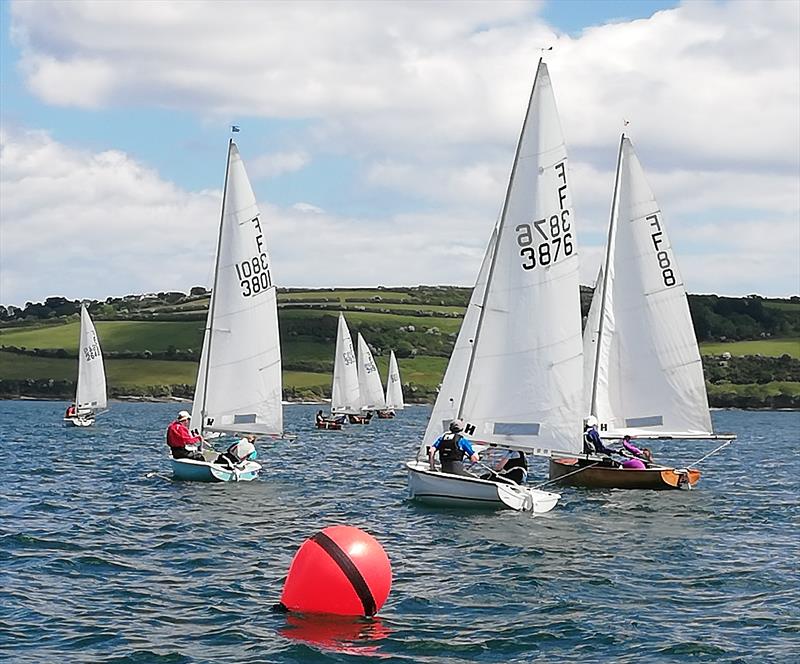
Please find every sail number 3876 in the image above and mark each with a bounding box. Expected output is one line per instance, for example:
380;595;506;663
235;253;272;297
516;211;573;271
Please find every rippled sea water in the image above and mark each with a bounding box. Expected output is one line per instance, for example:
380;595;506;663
1;402;798;663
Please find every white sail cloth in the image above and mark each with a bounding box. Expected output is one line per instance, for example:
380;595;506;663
384;350;404;411
357;333;386;411
191;141;283;436
583;136;713;438
457;61;584;455
331;313;361;415
75;303;107;413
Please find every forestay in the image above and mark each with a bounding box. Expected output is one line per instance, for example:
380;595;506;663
191;141;283;437
331;313;361;415
75;303;107;413
584;135;713;438
458;60;584;455
421;229;496;450
384;350;404;411
357;333;386;411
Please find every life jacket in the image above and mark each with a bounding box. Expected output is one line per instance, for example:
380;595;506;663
438;432;465;463
583;430;599;454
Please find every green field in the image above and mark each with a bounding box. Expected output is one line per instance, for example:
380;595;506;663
700;338;800;358
0;321;205;353
706;381;800;398
279;309;463;334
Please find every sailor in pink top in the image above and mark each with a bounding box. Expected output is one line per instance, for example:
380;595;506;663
621;435;652;470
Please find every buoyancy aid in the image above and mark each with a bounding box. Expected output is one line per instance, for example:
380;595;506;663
438;432;465;462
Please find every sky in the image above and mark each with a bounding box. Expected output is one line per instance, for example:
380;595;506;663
0;0;798;307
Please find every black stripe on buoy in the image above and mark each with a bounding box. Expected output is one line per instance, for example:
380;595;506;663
311;531;377;616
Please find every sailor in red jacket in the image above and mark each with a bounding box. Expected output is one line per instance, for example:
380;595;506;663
166;410;204;460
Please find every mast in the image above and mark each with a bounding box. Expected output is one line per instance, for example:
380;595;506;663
589;133;625;418
458;59;543;418
199;138;234;437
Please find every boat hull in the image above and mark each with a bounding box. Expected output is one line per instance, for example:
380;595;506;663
548;457;700;490
315;420;343;430
406;461;559;513
377;411;395;419
63;416;94;428
171;458;261;482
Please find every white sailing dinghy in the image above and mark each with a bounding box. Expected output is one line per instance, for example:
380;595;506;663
356;332;386;416
64;303;107;427
378;350;404;418
319;313;360;429
406;60;583;513
173;139;283;482
550;134;735;489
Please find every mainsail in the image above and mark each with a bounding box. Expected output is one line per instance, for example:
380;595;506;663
191;140;283;437
457;60;584;455
330;313;361;415
384;350;405;411
75;303;107;413
584;134;713;438
357;333;386;411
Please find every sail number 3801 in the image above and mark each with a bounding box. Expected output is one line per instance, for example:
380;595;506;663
235;253;272;297
516;211;573;271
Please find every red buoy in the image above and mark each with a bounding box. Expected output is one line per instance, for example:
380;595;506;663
280;525;392;616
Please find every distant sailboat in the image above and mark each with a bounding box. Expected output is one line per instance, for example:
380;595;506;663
173;139;283;482
378;350;404;418
317;313;359;429
549;134;735;489
406;60;582;512
63;303;107;427
356;332;386;414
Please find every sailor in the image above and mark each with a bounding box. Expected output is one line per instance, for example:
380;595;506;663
620;435;653;468
583;416;616;456
429;419;480;476
216;435;258;468
166;410;204;460
65;403;77;418
483;448;528;485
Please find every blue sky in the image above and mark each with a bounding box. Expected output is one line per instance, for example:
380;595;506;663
1;0;797;305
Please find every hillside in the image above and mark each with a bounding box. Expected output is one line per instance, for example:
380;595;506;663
1;287;799;408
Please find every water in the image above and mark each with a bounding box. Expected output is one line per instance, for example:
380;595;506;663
1;403;798;663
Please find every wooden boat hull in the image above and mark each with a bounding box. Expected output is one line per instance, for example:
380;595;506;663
377;411;395;419
406;461;559;513
315;420;343;430
347;415;370;425
171;458;261;482
548;457;701;490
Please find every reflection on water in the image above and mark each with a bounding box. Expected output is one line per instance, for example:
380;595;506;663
279;613;391;656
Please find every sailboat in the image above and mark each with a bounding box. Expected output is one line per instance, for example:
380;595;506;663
378;350;404;418
63;303;107;427
172;139;283;482
356;332;385;418
549;134;735;489
318;313;360;429
406;60;583;513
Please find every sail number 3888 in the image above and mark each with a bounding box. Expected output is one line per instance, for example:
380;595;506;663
516;211;573;271
235;253;272;297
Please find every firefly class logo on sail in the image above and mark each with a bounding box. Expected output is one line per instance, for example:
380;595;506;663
646;213;677;288
515;161;574;271
235;215;273;297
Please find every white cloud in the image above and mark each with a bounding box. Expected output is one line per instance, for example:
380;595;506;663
3;0;799;299
248;150;310;180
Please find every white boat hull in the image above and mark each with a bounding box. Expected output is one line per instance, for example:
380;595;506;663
63;416;95;428
171;458;261;482
406;461;559;513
